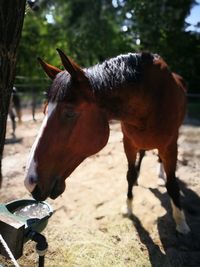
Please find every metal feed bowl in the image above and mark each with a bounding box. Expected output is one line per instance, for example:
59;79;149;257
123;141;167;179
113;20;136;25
0;199;53;259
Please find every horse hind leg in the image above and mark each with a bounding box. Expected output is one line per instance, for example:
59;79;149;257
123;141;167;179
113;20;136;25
13;93;22;124
159;142;190;234
15;107;22;124
125;162;138;216
9;109;16;137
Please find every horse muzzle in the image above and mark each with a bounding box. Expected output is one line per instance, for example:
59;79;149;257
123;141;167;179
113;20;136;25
31;179;66;201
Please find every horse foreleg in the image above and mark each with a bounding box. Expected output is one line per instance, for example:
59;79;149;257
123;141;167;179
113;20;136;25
15;107;22;124
157;155;166;186
125;163;138;216
159;143;190;234
122;135;140;216
9;109;16;137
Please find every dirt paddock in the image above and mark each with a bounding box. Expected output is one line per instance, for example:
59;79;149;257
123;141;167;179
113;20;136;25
1;110;200;266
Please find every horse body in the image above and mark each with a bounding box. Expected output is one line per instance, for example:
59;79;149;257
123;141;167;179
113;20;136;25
25;50;190;234
9;87;22;137
121;74;186;150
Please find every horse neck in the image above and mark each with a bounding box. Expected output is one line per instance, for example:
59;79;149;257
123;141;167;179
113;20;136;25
94;85;140;121
95;85;158;135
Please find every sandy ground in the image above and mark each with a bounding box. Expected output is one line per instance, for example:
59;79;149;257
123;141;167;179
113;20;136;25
1;110;200;266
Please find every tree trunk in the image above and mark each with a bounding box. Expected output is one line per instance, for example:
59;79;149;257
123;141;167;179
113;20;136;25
0;0;26;187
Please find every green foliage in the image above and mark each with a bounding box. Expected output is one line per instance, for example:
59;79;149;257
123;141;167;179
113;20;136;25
121;0;200;93
49;0;136;66
16;0;200;94
123;0;194;49
17;8;63;77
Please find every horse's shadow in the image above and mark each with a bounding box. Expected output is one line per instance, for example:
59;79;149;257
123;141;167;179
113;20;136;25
129;179;200;267
129;213;167;267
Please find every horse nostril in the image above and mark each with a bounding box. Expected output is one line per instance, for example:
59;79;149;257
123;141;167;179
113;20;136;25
30;175;38;185
24;174;38;193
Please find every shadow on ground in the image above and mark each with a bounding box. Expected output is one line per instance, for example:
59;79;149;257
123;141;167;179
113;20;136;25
129;179;200;267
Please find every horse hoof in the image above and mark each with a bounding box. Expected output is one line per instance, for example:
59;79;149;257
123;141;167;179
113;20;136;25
121;205;133;218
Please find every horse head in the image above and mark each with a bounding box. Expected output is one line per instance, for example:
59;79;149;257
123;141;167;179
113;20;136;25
24;50;110;201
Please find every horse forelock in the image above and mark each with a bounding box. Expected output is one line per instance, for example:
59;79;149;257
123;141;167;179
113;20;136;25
47;71;74;102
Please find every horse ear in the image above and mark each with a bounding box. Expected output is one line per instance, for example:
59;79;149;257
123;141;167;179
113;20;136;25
56;48;85;81
37;57;61;80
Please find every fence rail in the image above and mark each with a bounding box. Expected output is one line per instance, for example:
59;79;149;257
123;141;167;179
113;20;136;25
187;94;200;98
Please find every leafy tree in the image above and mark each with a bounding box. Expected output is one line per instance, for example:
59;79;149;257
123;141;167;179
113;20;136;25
19;0;136;70
16;6;65;92
16;0;200;93
122;0;194;50
46;0;134;66
121;0;200;92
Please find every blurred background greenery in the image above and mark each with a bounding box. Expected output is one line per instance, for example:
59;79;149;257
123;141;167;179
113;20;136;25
15;0;200;119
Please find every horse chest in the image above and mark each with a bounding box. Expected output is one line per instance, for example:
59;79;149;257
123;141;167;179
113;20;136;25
121;122;168;150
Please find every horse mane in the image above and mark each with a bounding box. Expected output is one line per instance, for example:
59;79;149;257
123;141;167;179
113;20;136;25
86;52;155;93
47;52;156;102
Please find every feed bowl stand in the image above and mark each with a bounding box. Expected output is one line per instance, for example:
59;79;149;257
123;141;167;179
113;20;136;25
0;199;53;267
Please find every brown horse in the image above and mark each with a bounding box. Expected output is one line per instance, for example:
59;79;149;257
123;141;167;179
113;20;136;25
9;87;22;137
24;49;190;235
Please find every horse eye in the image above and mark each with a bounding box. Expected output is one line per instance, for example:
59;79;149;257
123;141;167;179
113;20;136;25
64;110;77;119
